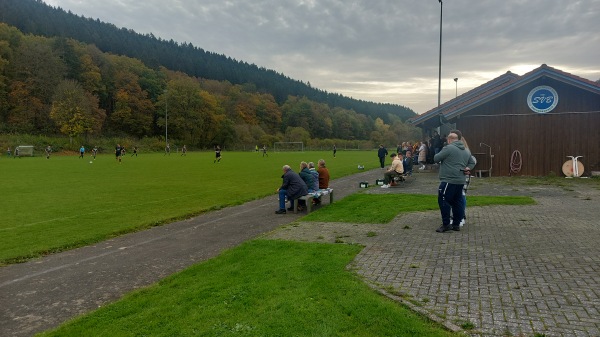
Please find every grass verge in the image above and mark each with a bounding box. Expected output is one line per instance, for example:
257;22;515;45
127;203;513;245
38;240;458;337
302;193;536;224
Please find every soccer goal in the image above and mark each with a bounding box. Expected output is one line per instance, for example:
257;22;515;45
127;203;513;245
273;142;304;152
15;145;35;157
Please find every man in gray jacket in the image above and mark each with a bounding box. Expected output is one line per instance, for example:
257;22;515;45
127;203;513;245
433;131;476;232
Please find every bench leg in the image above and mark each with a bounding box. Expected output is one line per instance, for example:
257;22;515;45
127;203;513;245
294;200;299;214
329;191;334;204
306;200;312;213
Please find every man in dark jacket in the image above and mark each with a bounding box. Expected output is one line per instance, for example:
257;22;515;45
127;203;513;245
276;165;308;214
377;144;388;168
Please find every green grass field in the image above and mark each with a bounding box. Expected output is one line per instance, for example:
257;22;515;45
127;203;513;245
0;150;378;264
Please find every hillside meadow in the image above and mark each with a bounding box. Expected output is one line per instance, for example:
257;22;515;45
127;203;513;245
0;150;378;265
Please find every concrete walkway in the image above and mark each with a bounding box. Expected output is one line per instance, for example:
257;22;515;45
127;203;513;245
267;172;600;337
2;169;599;336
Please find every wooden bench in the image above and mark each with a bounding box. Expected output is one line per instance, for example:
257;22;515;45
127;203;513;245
294;188;334;213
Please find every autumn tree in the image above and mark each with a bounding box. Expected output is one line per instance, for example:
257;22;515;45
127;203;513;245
157;75;229;147
50;80;106;142
6;81;46;133
109;70;154;137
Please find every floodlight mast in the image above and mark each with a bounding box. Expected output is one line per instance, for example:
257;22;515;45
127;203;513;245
165;90;168;147
438;0;443;107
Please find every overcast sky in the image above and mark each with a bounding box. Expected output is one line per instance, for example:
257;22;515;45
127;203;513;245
44;0;600;114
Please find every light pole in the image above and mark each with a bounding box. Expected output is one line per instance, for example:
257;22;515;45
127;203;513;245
454;77;458;98
164;90;168;148
437;0;443;107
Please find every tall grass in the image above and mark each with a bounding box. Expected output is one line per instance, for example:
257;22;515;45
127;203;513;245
0;150;378;264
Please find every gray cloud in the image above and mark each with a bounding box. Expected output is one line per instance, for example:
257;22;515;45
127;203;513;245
45;0;600;113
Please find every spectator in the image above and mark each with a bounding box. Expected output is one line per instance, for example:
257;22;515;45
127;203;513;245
317;159;330;189
434;131;476;232
432;131;443;155
418;141;428;170
403;150;414;175
377;144;388;168
275;165;308;214
307;162;320;192
308;161;321;205
381;153;404;188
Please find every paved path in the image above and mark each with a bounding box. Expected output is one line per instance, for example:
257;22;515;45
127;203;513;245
0;169;383;337
268;172;600;337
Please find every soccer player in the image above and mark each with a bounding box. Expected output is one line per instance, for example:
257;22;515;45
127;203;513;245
92;146;98;159
79;145;85;158
214;145;221;163
115;144;122;163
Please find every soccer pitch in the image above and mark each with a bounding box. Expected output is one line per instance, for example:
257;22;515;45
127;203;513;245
0;150;377;264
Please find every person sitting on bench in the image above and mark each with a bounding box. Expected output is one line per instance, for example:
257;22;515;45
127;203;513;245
381;153;404;188
403;150;414;176
275;165;308;214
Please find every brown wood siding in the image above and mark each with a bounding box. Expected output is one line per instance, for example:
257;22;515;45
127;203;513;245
457;112;600;176
453;78;600;121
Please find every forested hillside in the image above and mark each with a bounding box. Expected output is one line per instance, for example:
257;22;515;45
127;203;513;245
0;0;421;149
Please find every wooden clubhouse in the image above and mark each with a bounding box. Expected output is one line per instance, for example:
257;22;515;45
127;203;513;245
409;64;600;177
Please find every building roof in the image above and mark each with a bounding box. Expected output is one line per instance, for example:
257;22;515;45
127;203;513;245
409;64;600;127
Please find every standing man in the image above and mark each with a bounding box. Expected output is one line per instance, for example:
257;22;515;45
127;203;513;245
181;145;187;156
92;146;98;159
275;165;308;214
262;145;268;157
432;131;443;155
164;143;170;156
377;144;388;169
79;145;85;159
434;131;476;233
333;144;337;158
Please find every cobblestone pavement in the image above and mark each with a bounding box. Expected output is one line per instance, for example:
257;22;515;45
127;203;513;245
266;172;600;337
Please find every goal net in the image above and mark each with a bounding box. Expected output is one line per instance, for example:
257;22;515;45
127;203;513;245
15;145;34;157
273;142;304;152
